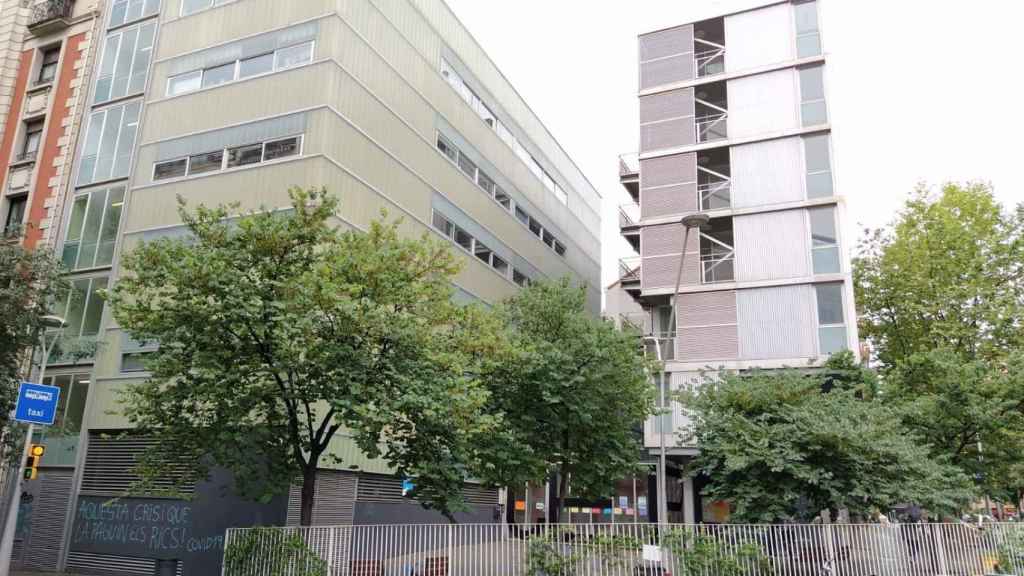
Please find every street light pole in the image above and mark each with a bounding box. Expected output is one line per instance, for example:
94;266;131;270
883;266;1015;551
0;315;65;576
652;213;709;525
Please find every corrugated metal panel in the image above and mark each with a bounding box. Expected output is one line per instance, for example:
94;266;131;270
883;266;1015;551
641;183;697;219
641;224;699;258
641;118;695;152
66;551;182;576
80;434;196;497
677;290;736;327
726;69;799;139
355;473;496;506
676;291;738;361
678;324;739;362
639;89;694;124
20;470;73;571
639;25;693;61
640;54;695;91
641;254;699;290
724;3;795;72
737;284;817;360
730;136;805;208
286;470;358;526
733;210;810;282
640;153;696;188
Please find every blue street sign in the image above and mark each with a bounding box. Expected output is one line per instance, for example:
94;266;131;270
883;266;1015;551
14;382;61;426
402;478;414;497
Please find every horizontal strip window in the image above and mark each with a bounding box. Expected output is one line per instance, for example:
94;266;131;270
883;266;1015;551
152;135;302;181
181;0;235;17
431;210;530;287
440;58;568;207
166;41;313;97
436;134;566;258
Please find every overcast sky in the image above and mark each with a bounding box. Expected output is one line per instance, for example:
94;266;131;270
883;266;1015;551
444;0;1024;291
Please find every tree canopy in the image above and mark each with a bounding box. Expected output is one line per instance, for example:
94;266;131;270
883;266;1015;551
681;352;973;523
475;279;657;522
109;188;500;524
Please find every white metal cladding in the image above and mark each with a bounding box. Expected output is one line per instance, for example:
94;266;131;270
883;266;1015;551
676;291;739;361
733;209;811;282
640;153;696;189
724;2;796;73
640;254;699;291
221;522;1024;576
726;68;800;139
642;183;697;219
641;224;698;258
19;469;73;571
730;136;805;208
286;470;358;526
738;284;818;360
639;25;694;91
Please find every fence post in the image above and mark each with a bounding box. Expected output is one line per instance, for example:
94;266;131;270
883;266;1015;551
447;523;454;576
932;524;949;576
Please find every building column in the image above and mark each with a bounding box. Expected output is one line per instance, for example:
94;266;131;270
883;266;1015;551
682;475;696;524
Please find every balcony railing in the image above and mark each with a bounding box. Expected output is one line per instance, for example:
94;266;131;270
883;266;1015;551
644;331;675;361
695;47;725;78
619;257;641;283
618;153;639;177
13;150;38;163
618;202;640;228
695;113;728;143
698;180;731;210
701;253;735;283
28;0;73;30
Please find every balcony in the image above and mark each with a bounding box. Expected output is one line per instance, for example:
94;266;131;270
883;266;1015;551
694;82;728;144
619;256;641;300
12;150;38;165
618;152;639;201
694;17;726;78
697;147;731;210
699;218;735;284
618;202;640;252
28;0;73;36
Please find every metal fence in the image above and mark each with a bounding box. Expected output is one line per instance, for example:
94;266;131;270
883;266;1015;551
222;522;1024;576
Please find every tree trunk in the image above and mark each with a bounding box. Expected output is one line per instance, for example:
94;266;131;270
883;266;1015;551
300;465;317;527
547;468;571;525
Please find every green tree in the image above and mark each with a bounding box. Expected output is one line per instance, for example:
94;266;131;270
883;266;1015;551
854;182;1024;366
0;238;67;457
681;352;972;523
475;279;657;523
108;187;500;524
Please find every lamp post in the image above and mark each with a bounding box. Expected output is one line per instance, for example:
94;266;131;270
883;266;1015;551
645;213;709;525
0;315;65;576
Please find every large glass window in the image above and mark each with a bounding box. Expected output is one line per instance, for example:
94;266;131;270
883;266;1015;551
40;373;89;432
78;100;141;186
53;276;109;360
62;186;124;270
799;65;827;126
21;121;43;159
94;21;155;104
201;61;235;88
794;1;822;58
238;53;274;79
153;135;302;181
809;206;839;274
109;0;159;28
167;70;201;96
274;42;313;70
263;136;300;161
815;283;847;354
803;134;833;198
226;143;263;168
181;0;232;16
187;150;223;175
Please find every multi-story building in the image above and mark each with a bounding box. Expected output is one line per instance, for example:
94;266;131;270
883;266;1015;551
615;0;859;524
2;0;601;573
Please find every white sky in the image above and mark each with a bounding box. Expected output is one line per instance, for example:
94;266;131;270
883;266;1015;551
444;0;1024;290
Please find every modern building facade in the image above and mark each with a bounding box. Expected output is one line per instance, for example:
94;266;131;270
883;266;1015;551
615;0;859;524
1;0;602;573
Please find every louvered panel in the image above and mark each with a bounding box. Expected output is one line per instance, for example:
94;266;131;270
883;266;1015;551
733;209;810;282
639;89;695;124
724;3;795;73
641;183;697;219
287;470;358;526
356;473;404;503
676;291;739;362
66;551;182;576
641;55;693;92
21;469;73;571
726;68;800;139
640;255;700;291
737;284;817;360
641;224;698;258
677;291;737;327
640;153;696;189
639;25;693;61
81;434;195;497
641;118;695;152
730;137;805;208
461;484;499;507
677;324;739;362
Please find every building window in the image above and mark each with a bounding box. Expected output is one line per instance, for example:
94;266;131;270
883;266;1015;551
78;100;141;186
62;186;125;270
56;276;109;341
799;65;827;126
436;135;457;162
121;351;154;372
440;58;569;207
512;268;530;287
431;209;524;283
152;135;302;181
815;283;847;354
165;41;313;97
794;1;822;58
39;373;89;431
3;195;27;237
181;0;232;16
809;206;839;274
109;0;160;28
20;120;43;161
94;21;156;104
37;47;60;84
803;134;833;198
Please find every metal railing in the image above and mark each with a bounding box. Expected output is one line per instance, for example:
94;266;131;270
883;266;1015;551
222;522;1024;576
618;203;640;228
701;253;735;283
618;257;640;283
695;48;726;78
695;113;728;143
698;180;731;211
618;153;639;178
12;150;37;163
29;0;73;27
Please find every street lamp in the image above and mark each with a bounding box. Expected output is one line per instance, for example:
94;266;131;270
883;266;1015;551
645;212;709;525
0;315;65;576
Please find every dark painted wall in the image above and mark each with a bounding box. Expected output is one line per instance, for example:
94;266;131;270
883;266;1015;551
69;468;286;576
353;501;499;525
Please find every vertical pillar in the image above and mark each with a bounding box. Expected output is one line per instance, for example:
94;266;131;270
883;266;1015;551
682;476;695;524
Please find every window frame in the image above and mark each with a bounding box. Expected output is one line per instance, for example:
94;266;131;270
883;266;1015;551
808;206;840;274
37;47;61;84
151;135;303;183
798;65;828;126
814;282;847;354
61;185;125;271
793;1;823;59
803;134;834;199
21;121;44;157
94;20;156;104
164;41;314;97
3;195;28;236
430;209;519;282
180;0;234;17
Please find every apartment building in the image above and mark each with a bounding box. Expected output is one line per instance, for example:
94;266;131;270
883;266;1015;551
615;0;859;524
3;0;601;573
